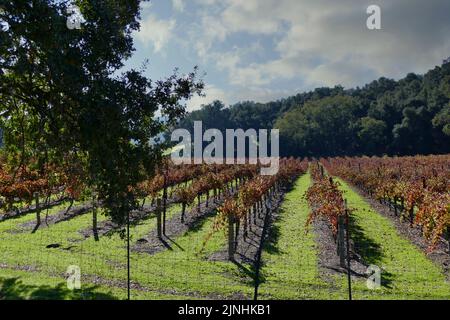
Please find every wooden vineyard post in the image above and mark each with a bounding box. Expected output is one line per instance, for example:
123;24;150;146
235;219;240;250
338;215;345;267
127;205;131;300
344;199;352;301
228;214;235;261
162;172;167;236
92;192;99;242
394;196;397;216
447;227;450;255
35;192;41;226
156;198;162;240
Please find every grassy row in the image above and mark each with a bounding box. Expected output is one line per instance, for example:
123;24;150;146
335;178;450;299
0;190;255;299
258;173;346;299
258;173;449;299
1;172;448;299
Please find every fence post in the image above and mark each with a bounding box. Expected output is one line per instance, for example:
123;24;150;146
344;199;352;301
127;206;130;300
92;192;99;241
156;198;162;240
338;215;345;267
163;176;167;236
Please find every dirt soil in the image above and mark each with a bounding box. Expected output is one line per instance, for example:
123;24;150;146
0;197;68;222
78;197;179;240
208;192;285;266
313;217;369;280
133;192;234;255
11;203;93;233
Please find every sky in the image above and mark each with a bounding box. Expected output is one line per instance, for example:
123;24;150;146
124;0;450;111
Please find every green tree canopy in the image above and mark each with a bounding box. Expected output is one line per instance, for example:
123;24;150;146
0;0;203;224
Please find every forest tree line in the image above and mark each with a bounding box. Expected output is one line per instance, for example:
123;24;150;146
175;62;450;157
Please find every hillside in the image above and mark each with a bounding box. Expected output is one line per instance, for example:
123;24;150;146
176;62;450;157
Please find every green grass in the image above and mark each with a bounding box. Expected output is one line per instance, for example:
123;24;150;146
0;174;448;300
257;173;449;300
335;178;450;299
258;173;347;299
0;194;254;299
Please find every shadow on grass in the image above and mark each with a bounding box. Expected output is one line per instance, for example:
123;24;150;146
261;218;283;256
0;277;118;300
349;215;382;265
231;260;259;287
165;236;185;251
252;183;297;295
349;214;394;289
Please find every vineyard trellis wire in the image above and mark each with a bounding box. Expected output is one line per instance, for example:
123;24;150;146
0;156;449;300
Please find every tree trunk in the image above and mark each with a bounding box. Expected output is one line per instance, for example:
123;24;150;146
44;194;51;226
65;198;74;215
32;193;41;233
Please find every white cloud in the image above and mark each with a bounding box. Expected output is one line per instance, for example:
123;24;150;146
193;15;228;59
135;15;176;53
221;0;283;35
172;0;185;12
188;0;450;97
136;0;450;105
186;85;228;111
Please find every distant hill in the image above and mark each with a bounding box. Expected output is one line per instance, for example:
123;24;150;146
175;61;450;157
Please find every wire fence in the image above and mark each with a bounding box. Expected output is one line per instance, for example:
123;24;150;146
0;190;449;300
